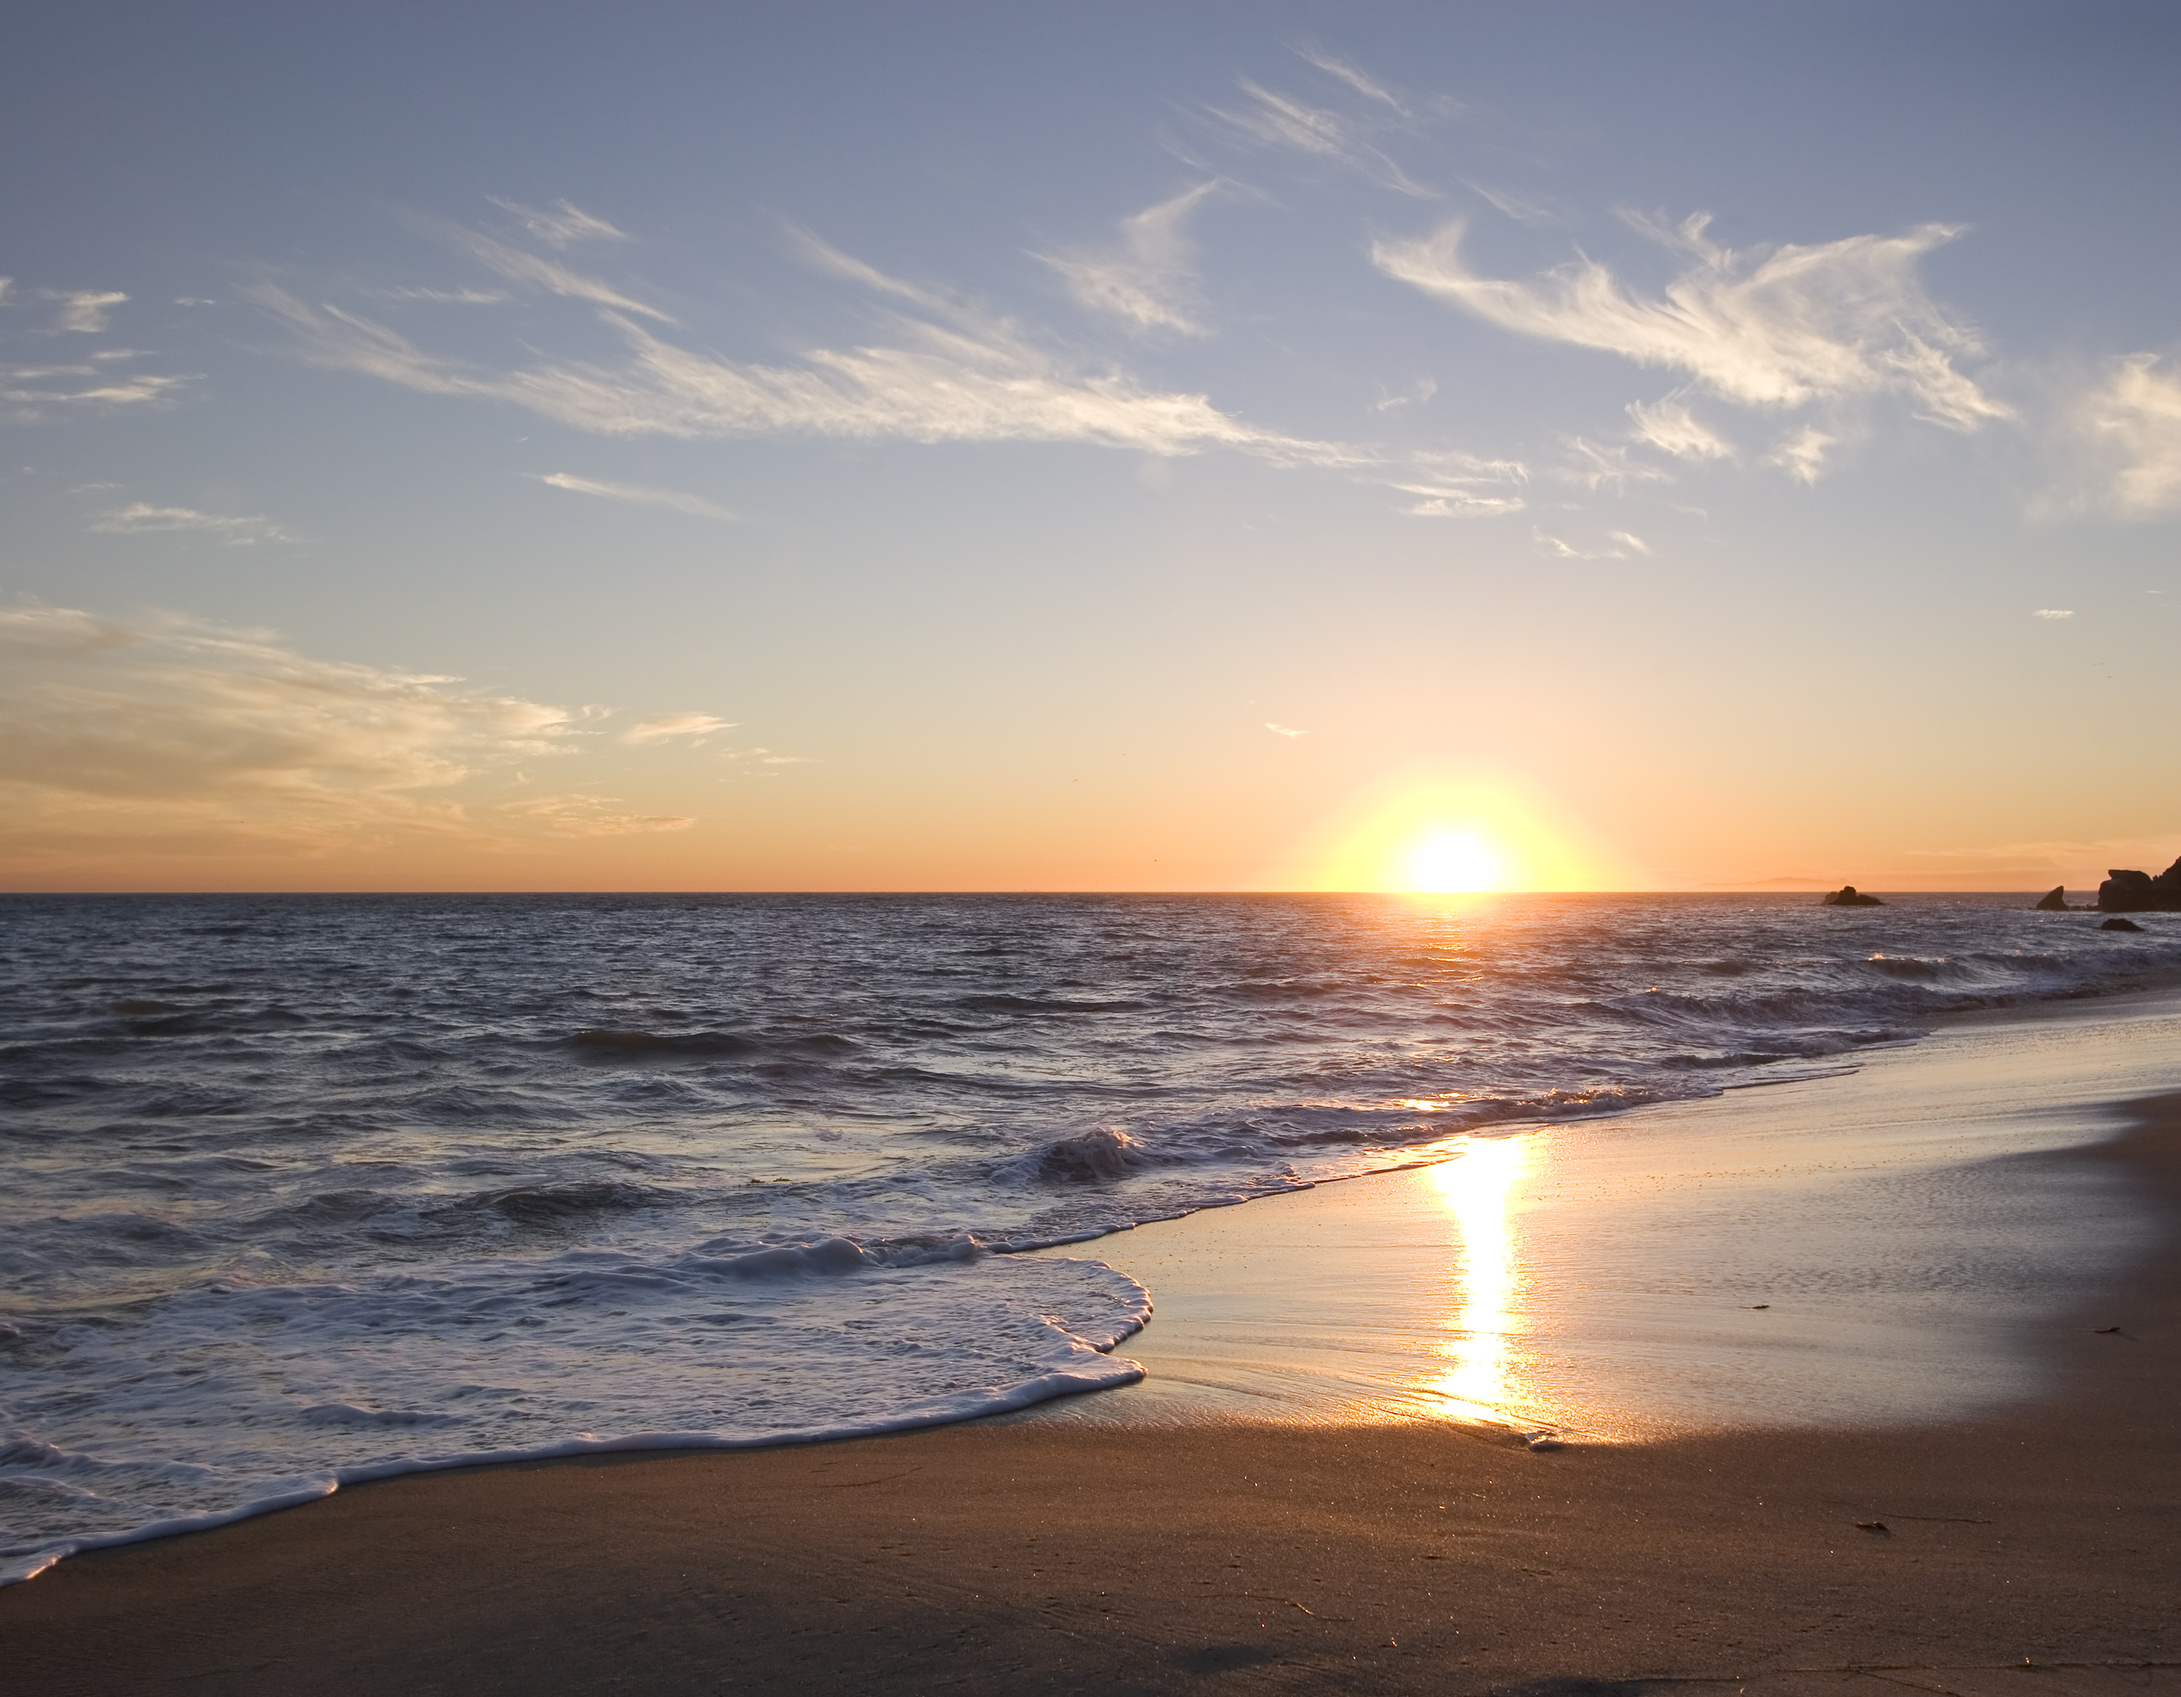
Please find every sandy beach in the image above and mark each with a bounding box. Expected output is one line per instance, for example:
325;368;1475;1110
8;992;2180;1696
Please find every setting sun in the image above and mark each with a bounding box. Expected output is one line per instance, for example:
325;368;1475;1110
1404;828;1505;892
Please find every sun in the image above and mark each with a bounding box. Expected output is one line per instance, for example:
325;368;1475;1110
1404;829;1505;893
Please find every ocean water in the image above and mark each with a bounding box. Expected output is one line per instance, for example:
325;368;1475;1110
4;891;2178;1581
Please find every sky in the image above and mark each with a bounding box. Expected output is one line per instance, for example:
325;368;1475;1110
4;0;2178;893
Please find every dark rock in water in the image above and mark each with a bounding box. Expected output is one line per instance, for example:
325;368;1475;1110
2034;886;2069;912
2102;917;2145;933
1821;886;1885;907
2099;856;2181;913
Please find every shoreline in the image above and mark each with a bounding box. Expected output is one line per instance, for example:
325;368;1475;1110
7;989;2181;1691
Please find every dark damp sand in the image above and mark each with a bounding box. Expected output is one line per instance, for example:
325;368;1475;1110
7;1103;2181;1692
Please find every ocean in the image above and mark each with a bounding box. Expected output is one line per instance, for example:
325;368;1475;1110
4;891;2177;1582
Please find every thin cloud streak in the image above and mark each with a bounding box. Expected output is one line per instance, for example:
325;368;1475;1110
488;198;631;249
442;224;675;322
533;472;739;521
1626;397;1733;461
622;712;738;744
50;290;128;332
1204;78;1435;198
1375;215;2012;433
91;504;301;545
1038;183;1219;335
250;239;1364;466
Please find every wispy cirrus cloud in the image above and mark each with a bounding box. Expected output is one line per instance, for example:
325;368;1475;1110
532;471;738;521
1557;436;1669;492
91;503;301;545
1534;527;1649;561
2063;353;2181;516
0;603;578;865
1203;73;1435;199
372;285;511;306
1;366;192;415
440;224;675;322
1291;47;1409;114
1375;215;2012;438
49;290;128;333
488;198;631;249
1625;396;1734;462
622;712;738;744
1390;447;1527;516
499;793;693;835
1763;425;1838;485
1038;182;1219;335
250;228;1361;466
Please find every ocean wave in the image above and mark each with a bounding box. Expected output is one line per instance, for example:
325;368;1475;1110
0;1244;1148;1587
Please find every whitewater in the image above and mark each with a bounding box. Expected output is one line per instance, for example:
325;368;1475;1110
4;892;2177;1582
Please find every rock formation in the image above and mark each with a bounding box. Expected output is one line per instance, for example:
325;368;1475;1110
2102;917;2145;933
2034;886;2068;911
2097;856;2181;913
1821;886;1885;907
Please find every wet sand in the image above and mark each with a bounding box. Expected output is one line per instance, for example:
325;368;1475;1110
7;1003;2181;1695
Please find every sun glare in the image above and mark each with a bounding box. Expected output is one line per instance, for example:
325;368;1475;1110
1405;829;1504;893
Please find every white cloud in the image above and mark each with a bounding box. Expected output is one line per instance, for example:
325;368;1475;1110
442;224;674;322
1038;182;1218;335
489;198;631;249
2033;608;2075;620
91;503;300;545
1374;215;2012;434
50;290;127;332
1204;78;1435;198
1533;528;1645;561
250;239;1359;465
1373;375;1437;411
1292;47;1407;112
2;367;190;416
1391;448;1527;517
622;712;737;744
374;286;511;306
1626;397;1733;461
1462;180;1560;228
1264;722;1309;737
533;471;738;521
1558;436;1668;491
1764;426;1837;484
500;794;693;835
2070;353;2181;515
0;604;577;864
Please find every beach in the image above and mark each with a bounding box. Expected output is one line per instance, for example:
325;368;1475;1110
7;986;2179;1694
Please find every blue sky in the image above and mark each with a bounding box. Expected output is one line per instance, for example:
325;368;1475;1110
5;1;2178;890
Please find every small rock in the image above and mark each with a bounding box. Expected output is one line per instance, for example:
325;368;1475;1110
1821;885;1885;907
2102;917;2144;933
2034;886;2068;911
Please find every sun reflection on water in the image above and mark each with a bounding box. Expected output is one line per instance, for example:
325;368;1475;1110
1425;1135;1532;1425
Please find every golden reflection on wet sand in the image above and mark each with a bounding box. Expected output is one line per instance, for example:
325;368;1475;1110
1423;1134;1538;1432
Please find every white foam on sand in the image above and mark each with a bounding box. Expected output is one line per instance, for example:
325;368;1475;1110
0;1247;1146;1585
1022;988;2181;1441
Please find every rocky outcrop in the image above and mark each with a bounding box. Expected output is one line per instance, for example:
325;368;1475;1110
2102;917;2145;933
1821;886;1885;907
2097;856;2181;913
2034;886;2068;911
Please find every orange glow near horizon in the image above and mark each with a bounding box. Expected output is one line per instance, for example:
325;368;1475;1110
1286;775;1613;892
